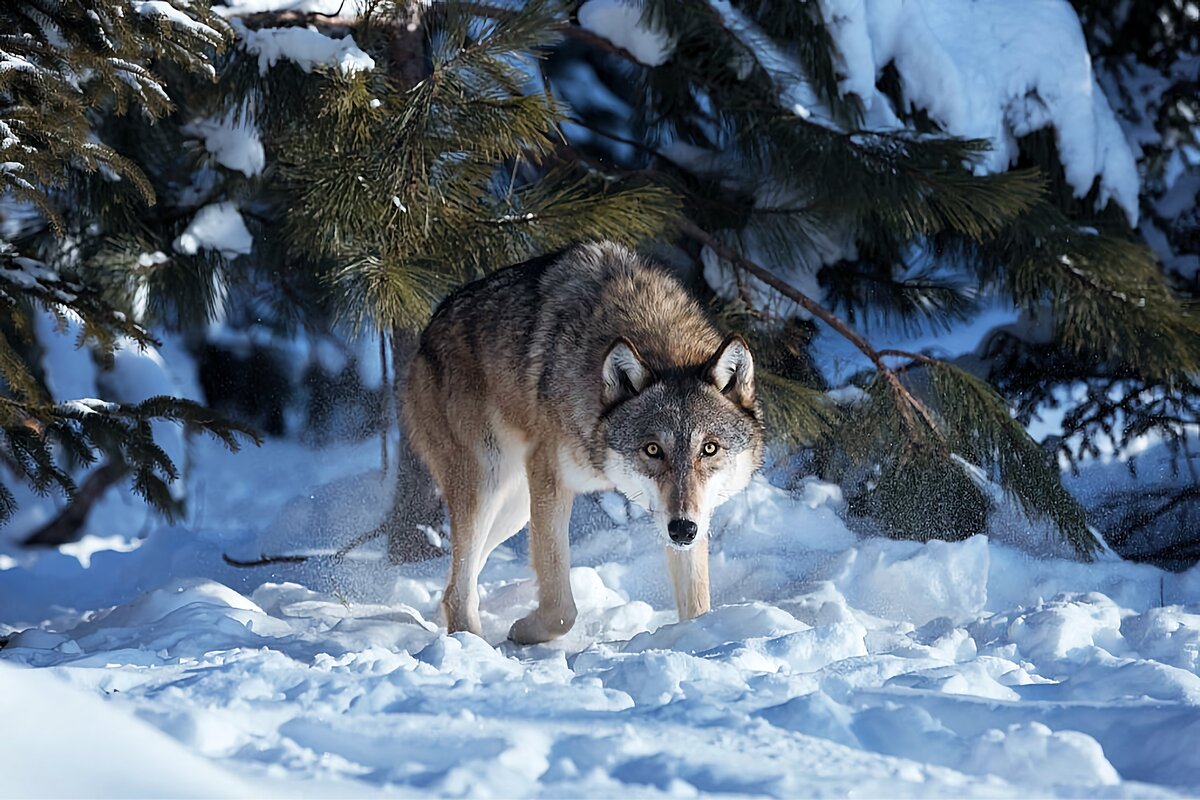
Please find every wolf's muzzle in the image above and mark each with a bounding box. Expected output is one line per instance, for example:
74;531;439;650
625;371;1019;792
668;518;698;545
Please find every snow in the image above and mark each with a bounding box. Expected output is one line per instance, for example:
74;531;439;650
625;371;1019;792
234;20;376;76
0;661;255;798
35;307;99;402
4;433;1200;797
578;0;674;67
183;113;265;177
132;1;224;45
59;534;142;569
57;398;120;416
137;250;170;267
174;201;253;257
813;0;1140;224
215;0;363;15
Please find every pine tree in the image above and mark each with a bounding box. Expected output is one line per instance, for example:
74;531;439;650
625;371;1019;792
0;1;256;533
532;0;1199;556
10;0;1192;564
991;0;1200;562
219;0;1195;559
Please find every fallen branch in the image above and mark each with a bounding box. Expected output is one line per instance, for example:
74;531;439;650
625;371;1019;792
222;514;446;569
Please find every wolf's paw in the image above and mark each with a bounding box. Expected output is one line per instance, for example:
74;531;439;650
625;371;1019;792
508;609;575;645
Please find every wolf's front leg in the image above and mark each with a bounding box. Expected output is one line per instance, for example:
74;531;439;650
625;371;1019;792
509;447;577;644
666;537;711;620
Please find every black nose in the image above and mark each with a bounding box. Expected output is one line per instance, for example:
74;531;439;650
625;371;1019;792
668;518;698;545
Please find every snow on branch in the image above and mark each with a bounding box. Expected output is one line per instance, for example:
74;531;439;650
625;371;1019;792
132;0;227;47
232;19;376;75
174;202;254;258
578;0;674;67
815;0;1140;224
182;111;265;177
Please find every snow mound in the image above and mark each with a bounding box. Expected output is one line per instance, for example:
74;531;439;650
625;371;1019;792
1003;593;1126;663
840;535;990;626
60;579;290;662
965;722;1120;787
1122;607;1200;673
622;602;807;653
0;661;252;798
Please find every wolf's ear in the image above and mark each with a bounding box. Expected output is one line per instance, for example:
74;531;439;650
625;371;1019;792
602;338;650;406
707;333;756;410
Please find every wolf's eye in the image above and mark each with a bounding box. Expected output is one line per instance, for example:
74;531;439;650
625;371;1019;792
643;442;662;458
701;441;720;457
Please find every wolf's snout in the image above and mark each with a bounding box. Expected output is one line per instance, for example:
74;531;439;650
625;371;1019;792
668;518;698;545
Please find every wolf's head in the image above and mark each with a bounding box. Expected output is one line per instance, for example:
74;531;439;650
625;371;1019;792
598;334;765;549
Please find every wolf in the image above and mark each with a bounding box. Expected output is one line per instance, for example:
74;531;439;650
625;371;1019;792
404;241;764;644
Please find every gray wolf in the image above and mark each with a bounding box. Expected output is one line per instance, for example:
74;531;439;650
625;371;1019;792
404;241;764;644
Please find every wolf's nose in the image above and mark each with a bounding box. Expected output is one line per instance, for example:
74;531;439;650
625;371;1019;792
668;518;698;545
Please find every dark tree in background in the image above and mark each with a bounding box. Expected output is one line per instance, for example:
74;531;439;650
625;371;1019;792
2;0;1196;564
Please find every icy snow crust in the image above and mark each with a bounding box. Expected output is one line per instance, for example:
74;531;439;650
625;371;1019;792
4;436;1200;797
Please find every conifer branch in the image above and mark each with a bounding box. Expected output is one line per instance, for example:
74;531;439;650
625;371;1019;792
433;2;645;64
678;218;940;436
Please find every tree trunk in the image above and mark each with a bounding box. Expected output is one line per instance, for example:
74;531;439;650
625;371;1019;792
381;3;446;564
384;326;446;563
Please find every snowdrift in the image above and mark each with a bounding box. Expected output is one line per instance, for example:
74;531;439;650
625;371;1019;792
3;435;1200;797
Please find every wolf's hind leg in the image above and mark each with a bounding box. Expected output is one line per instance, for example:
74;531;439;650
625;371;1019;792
666;537;711;621
509;446;576;644
441;460;489;637
483;468;530;558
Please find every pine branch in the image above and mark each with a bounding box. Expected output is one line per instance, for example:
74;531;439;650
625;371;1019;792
679;218;941;436
929;363;1098;557
432;2;643;63
276;0;680;333
942;204;1200;382
671;218;1095;555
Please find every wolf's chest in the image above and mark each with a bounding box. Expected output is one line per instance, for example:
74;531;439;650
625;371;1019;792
555;445;615;494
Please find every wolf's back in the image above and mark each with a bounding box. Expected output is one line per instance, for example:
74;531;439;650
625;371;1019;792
405;241;724;449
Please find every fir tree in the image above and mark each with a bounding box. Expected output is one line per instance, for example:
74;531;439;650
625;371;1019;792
0;1;256;534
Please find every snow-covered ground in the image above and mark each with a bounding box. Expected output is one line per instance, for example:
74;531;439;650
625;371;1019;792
3;432;1200;798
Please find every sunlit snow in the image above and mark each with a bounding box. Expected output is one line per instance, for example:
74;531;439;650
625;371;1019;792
3;432;1199;797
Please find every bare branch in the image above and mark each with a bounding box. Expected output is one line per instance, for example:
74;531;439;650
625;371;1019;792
677;218;942;436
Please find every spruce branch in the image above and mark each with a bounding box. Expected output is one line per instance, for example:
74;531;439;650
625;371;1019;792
0;395;259;527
